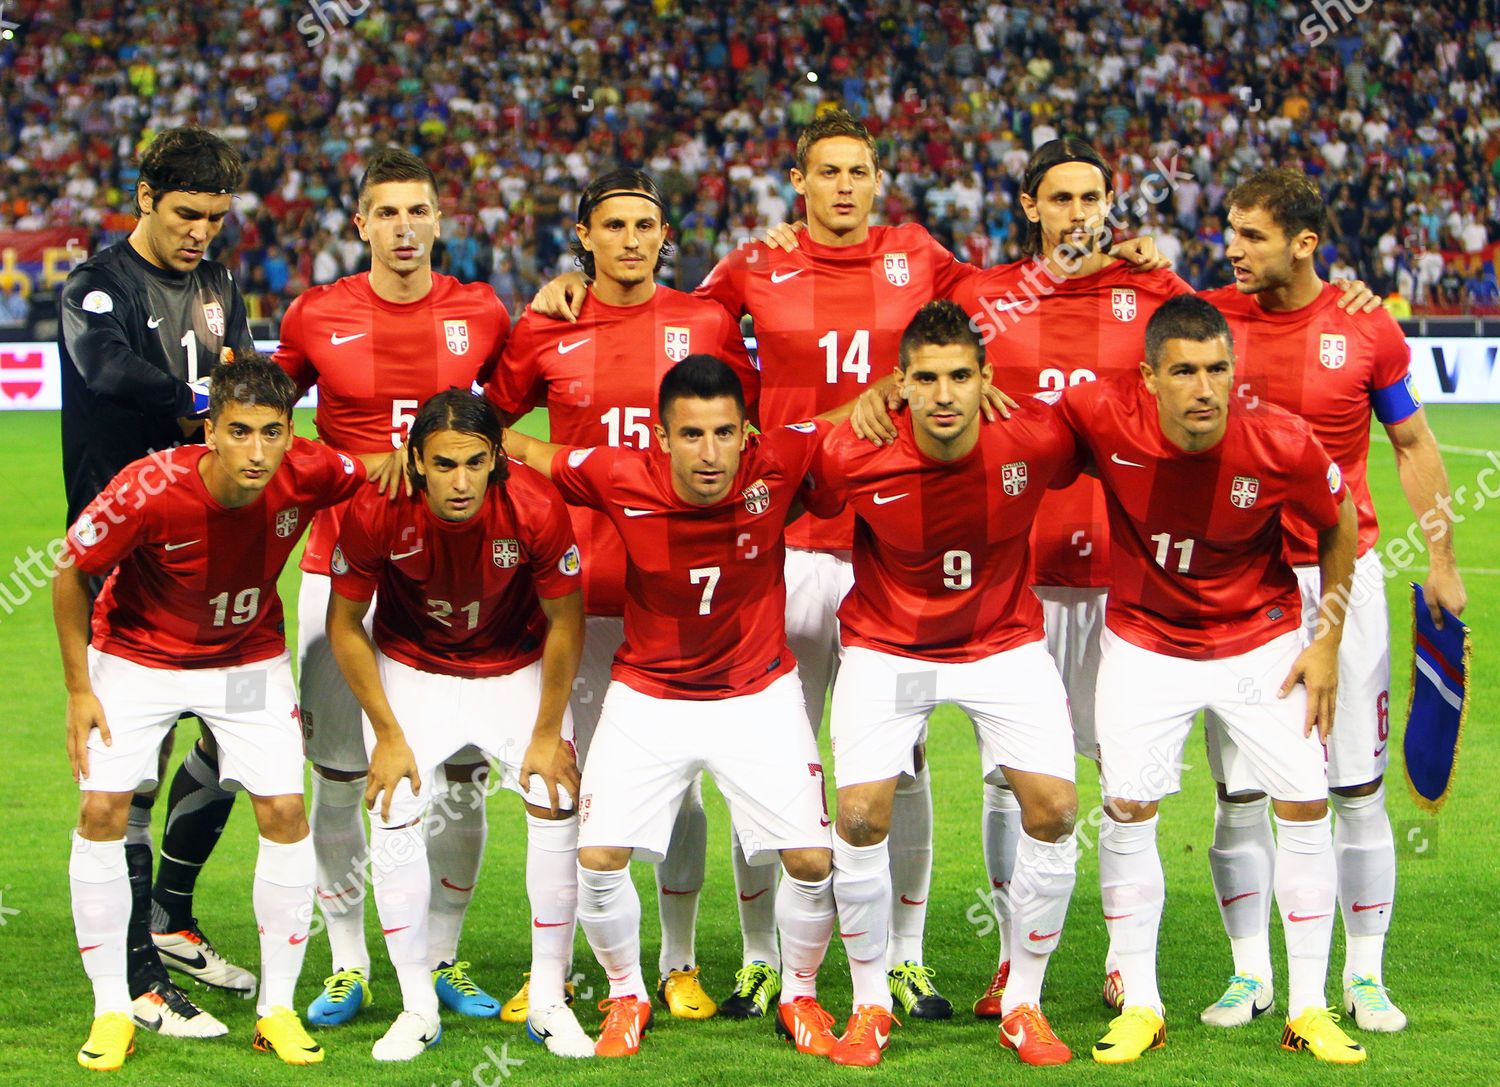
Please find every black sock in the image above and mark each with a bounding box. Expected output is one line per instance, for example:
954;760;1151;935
125;795;159;995
151;739;237;933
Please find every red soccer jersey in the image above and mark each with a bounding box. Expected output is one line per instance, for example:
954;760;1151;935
695;223;975;550
483;287;760;617
1056;375;1348;660
809;404;1082;661
548;421;829;699
330;463;580;679
1199;282;1416;565
950;261;1194;588
273;272;511;575
66;440;365;669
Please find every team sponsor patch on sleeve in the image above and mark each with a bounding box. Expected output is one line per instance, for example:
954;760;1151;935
1327;462;1343;494
567;447;595;468
785;421;818;433
558;544;581;575
72;513;101;547
338;453;355;475
331;546;349;575
81;290;113;315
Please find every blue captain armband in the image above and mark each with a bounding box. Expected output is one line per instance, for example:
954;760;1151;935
1371;374;1421;424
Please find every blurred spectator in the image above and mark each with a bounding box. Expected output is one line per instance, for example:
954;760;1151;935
0;282;28;328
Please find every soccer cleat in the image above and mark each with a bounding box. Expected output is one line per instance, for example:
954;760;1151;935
1102;969;1125;1010
77;1012;135;1071
433;960;500;1018
371;1010;442;1061
253;1006;326;1065
657;966;718;1019
999;1003;1072;1066
829;1003;897;1067
887;960;953;1020
774;996;838;1057
132;978;228;1037
501;972;576;1023
1345;976;1407;1032
152;923;258;994
1200;974;1273;1027
1282;1006;1367;1063
527;1001;595;1059
718;961;782;1020
974;960;1010;1018
306;967;371;1026
594;996;652;1057
1091;1005;1166;1064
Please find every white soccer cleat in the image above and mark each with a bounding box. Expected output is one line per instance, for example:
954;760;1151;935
1200;974;1273;1027
132;979;229;1037
153;925;258;994
372;1010;442;1061
527;1001;595;1059
1344;976;1407;1032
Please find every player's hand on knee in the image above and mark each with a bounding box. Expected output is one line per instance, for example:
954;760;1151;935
520;736;580;817
66;692;110;782
1280;642;1338;740
531;272;589;322
366;737;421;822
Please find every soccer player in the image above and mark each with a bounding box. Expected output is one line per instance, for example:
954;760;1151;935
272;148;512;1025
57;357;365;1070
326;390;592;1061
482;168;758;1023
1195;168;1465;1031
1052;297;1364;1065
59;125;259;1029
503;356;843;1059
809;302;1082;1067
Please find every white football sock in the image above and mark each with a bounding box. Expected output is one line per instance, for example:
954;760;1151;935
731;826;780;969
1098;815;1163;1013
526;814;578;1008
577;864;645;999
70;832;132;1016
777;870;834;1002
1274;815;1337;1017
1209;794;1275;982
982;782;1021;968
1003;830;1077;1013
832;835;892;1009
254;835;317;1017
309;771;370;973
369;822;437;1018
426;776;487;968
656;776;707;977
1330;786;1395;984
887;764;933;968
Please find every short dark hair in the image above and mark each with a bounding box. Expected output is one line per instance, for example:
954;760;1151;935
136;127;243;215
1022;138;1114;257
794;108;879;174
899;300;984;370
358;147;440;215
1227;168;1327;245
406;389;509;490
570;167;675;279
207;354;298;421
1144;296;1234;370
657;355;746;423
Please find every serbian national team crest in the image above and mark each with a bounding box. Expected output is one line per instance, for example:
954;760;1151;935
445;319;470;356
493;538;520;568
203;301;225;337
1230;475;1260;509
742;479;771;515
664;326;691;362
275;507;300;538
884;253;910;287
1111;288;1137;322
1319;333;1347;370
1001;461;1028;496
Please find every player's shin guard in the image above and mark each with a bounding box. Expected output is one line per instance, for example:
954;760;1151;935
1209;795;1275;982
656;776;707;977
152;741;236;933
369;821;438;1018
731;826;780;969
525;814;578;1007
776;871;834;1002
71;832;133;1016
577;864;646;999
832;835;892;1008
1330;786;1395;984
1274;815;1337;1016
253;835;316;1017
982;783;1021;967
310;771;371;973
1099;815;1164;1012
426;775;487;969
887;765;933;968
1004;831;1077;1013
124;796;156;985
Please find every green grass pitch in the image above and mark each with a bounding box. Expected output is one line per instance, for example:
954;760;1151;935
2;405;1496;1085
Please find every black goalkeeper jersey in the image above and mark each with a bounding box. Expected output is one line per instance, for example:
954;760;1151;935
59;241;254;523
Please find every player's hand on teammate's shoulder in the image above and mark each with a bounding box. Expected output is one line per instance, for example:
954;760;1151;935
1279;638;1340;742
531;271;589;322
1332;277;1382;314
520;735;581;817
850;375;902;445
1423;564;1467;628
365;736;421;822
761;220;808;252
66;691;110;783
981;385;1018;421
360;445;412;499
1111;235;1171;272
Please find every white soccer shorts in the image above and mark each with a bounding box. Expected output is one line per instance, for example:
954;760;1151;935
1035;585;1107;759
784;546;854;735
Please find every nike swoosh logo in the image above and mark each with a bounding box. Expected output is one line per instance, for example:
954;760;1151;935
1001;1023;1024;1047
622;507;654;517
317;887;356;900
899;895;926;906
156;946;208;970
872;492;909;505
532;918;570;928
1103;912;1132;920
439;878;473;892
388;548;424;561
1373;744;1387;757
147;316;163;329
987;299;1026;312
661;887;695;896
1110;453;1146;468
79;944;102;954
1029;928;1063;941
1221;891;1259;907
1287;912;1331;923
1352;901;1393;913
288;933;308;945
875;1027;889;1047
164;540;201;551
992;879;1009;890
382;925;409;935
557;337;591;354
839;930;869;939
330;332;366;345
739;889;768;902
770;269;804;283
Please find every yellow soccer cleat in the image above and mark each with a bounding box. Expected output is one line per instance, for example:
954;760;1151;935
501;972;576;1024
1282;1006;1367;1064
1092;1005;1166;1064
253;1006;326;1065
657;966;718;1019
78;1012;135;1072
